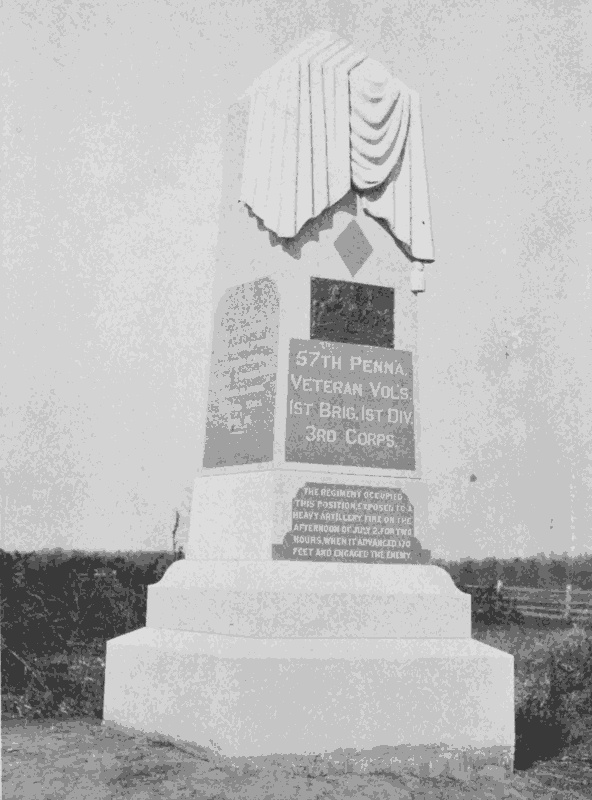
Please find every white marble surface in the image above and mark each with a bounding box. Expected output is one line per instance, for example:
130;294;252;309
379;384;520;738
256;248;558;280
104;627;514;758
146;560;471;638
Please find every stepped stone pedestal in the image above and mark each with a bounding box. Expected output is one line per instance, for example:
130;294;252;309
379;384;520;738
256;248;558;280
104;467;514;771
103;31;514;777
104;556;514;772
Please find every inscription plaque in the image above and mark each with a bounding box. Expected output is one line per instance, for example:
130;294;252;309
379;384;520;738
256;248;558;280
285;338;415;469
272;483;430;563
203;277;279;467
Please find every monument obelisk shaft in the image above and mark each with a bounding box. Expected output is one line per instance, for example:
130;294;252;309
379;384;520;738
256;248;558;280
103;31;515;776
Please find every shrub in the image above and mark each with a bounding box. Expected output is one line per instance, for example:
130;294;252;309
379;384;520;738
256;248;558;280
2;647;106;719
469;585;524;625
1;548;178;719
514;632;592;768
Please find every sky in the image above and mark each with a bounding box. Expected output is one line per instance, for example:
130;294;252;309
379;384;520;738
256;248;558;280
2;0;591;560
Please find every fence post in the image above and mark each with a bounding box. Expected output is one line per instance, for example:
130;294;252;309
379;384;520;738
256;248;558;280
496;579;503;595
564;583;572;623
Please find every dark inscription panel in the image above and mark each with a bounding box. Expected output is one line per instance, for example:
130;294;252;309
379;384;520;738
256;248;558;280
285;339;415;469
272;483;430;564
311;277;394;348
203;277;279;468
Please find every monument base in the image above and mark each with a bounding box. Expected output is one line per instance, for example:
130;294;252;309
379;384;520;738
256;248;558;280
143;560;471;638
104;560;514;774
103;626;514;775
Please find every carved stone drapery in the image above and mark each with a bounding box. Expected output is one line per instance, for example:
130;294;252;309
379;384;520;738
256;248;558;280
240;30;435;263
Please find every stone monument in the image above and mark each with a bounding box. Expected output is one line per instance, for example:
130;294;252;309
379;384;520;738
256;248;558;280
103;31;514;777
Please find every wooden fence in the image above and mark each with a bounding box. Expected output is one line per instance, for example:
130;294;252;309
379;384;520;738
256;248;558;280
462;583;592;623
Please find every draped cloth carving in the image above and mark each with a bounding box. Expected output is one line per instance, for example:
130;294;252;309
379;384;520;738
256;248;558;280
240;31;435;263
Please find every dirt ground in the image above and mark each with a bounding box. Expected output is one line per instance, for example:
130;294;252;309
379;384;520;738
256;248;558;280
2;718;592;800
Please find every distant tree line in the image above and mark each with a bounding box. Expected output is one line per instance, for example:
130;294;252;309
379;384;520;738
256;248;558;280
1;548;590;682
434;554;592;590
1;548;591;727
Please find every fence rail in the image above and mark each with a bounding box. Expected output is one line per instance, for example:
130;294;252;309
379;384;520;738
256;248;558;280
461;583;592;622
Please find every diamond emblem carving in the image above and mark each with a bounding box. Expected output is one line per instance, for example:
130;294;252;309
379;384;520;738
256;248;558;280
334;220;373;277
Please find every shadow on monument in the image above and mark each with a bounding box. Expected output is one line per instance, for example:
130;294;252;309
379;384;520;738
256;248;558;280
370;213;417;263
246;190;358;260
245;186;423;272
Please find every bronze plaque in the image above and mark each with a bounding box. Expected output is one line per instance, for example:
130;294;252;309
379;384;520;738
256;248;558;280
285;339;415;469
311;277;394;347
203;278;279;467
273;483;430;563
